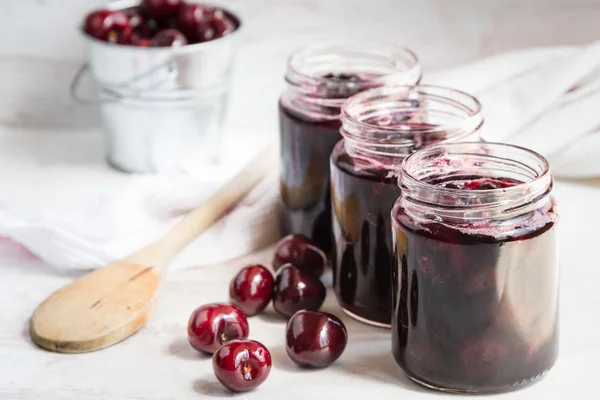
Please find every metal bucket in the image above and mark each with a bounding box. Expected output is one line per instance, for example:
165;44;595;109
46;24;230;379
72;0;241;173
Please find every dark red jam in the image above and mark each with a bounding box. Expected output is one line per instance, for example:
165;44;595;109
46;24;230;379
330;120;441;326
330;144;400;326
392;176;559;393
279;73;371;256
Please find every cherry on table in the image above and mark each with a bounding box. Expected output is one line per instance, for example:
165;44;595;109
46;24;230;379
272;234;327;278
272;264;326;317
229;264;274;316
151;29;188;47
213;340;272;393
187;303;249;354
285;310;348;368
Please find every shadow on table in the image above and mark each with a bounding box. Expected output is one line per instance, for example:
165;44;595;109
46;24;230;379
269;343;317;373
168;337;210;361
21;319;38;349
193;377;235;398
336;348;426;392
256;308;286;324
0;255;89;279
269;329;426;393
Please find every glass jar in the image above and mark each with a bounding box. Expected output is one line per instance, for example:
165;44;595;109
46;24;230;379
279;42;422;256
391;142;559;393
331;85;483;327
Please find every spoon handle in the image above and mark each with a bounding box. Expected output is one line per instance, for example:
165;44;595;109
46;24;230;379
129;143;279;269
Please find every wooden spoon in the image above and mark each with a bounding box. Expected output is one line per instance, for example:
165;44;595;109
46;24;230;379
30;144;278;353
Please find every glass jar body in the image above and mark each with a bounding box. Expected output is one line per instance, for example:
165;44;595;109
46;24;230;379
330;140;402;326
279;43;422;256
391;143;559;393
331;86;483;327
279;101;343;256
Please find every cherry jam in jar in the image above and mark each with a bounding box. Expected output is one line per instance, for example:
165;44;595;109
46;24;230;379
279;43;422;256
331;86;483;327
392;142;559;393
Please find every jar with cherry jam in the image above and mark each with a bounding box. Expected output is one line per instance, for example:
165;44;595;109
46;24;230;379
391;142;559;393
331;85;483;327
279;43;422;256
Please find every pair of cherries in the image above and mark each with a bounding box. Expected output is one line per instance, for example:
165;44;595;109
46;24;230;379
83;0;236;47
187;234;348;393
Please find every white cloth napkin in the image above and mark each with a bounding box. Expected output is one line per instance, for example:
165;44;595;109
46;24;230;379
0;129;280;270
2;41;600;271
427;40;600;178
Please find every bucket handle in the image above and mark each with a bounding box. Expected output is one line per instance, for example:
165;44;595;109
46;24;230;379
70;64;115;105
70;60;180;105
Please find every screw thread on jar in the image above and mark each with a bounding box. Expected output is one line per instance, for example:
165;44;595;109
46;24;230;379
282;42;422;121
398;142;554;225
340;85;484;168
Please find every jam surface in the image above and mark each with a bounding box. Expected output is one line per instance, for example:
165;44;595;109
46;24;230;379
392;177;559;393
279;73;369;255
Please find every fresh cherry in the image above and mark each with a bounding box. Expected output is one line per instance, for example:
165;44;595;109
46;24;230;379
285;310;348;368
125;10;154;44
272;264;326;317
176;3;214;39
142;0;183;21
272;234;327;277
151;29;188;47
135;38;152;47
187;303;249;354
84;9;132;44
213;340;272;393
209;11;236;38
229;265;274;316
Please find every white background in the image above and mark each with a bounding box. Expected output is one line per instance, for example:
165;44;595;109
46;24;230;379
1;1;599;399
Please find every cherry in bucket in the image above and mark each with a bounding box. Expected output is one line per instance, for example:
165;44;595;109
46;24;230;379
177;4;235;42
285;310;348;368
176;3;213;38
126;9;156;44
187;303;249;354
82;1;238;47
213;340;272;393
229;264;274;316
84;10;132;44
150;29;188;47
142;0;183;21
272;264;326;317
209;12;236;38
272;234;327;277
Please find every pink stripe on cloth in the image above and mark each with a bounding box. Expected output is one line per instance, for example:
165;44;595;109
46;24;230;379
0;202;41;261
0;236;42;261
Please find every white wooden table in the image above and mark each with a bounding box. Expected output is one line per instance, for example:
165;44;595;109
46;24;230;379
1;179;599;399
2;0;600;398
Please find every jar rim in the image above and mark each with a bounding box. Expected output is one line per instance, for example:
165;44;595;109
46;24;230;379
284;41;422;109
398;142;553;222
401;141;550;191
339;85;483;163
287;41;421;83
341;84;482;136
